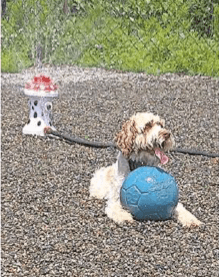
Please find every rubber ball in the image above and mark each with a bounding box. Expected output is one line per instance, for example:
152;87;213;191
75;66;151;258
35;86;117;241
120;166;179;221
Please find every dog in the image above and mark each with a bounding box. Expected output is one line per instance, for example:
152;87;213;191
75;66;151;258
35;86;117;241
90;112;202;227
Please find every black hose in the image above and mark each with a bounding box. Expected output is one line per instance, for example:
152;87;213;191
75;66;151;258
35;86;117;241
172;148;219;158
45;127;116;148
44;127;219;158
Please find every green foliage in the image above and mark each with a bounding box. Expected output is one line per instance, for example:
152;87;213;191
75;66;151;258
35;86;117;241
79;15;219;76
1;0;219;76
214;4;219;39
189;0;216;38
2;46;32;73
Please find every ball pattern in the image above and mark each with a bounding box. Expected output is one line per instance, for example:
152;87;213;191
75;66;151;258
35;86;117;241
120;166;179;221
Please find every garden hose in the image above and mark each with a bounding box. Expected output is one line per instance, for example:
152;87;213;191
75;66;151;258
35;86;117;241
44;127;219;158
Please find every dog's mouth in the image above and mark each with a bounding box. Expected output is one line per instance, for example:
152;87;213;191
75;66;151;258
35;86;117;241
154;148;169;165
128;148;169;171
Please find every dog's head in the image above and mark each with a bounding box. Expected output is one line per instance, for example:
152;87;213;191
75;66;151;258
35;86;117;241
115;112;175;169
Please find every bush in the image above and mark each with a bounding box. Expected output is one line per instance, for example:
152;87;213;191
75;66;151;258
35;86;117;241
1;0;219;76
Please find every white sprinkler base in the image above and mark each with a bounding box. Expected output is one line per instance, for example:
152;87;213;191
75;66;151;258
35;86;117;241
23;82;58;136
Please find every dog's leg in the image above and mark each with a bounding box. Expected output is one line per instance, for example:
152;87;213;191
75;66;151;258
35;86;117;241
174;203;202;227
90;165;114;199
90;152;134;223
105;199;134;223
104;152;134;223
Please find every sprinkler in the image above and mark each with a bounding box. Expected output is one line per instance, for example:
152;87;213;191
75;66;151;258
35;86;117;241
23;75;58;136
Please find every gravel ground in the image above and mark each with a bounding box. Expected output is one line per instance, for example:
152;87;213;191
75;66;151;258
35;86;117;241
1;66;219;276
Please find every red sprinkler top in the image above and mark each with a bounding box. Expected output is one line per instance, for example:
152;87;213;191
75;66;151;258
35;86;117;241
25;75;58;92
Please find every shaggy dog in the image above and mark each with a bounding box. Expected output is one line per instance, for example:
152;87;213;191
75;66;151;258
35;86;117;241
90;112;202;227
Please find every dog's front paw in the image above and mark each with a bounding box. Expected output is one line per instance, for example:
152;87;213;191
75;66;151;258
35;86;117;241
105;202;134;224
175;203;203;228
117;209;134;223
182;217;203;228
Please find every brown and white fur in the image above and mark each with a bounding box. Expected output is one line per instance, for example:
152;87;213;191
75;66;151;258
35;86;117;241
90;112;202;227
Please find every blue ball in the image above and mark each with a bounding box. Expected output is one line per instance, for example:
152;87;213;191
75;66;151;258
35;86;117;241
120;166;179;221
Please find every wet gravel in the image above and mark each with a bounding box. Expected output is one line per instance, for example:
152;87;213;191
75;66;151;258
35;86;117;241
2;66;219;276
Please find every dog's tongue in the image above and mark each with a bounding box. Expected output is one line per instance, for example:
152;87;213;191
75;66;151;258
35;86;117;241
155;148;169;164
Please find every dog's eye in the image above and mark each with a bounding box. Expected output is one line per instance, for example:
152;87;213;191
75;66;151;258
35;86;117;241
164;132;170;139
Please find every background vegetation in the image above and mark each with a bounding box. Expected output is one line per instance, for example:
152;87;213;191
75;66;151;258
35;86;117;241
1;0;219;76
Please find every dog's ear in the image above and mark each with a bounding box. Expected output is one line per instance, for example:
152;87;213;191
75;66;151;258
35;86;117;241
115;119;138;158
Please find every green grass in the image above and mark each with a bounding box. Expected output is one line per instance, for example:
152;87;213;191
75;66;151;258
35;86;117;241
1;0;219;76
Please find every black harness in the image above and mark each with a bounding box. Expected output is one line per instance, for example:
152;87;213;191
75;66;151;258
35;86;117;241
128;160;147;171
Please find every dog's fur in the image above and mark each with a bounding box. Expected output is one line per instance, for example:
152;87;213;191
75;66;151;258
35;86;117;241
90;112;202;227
